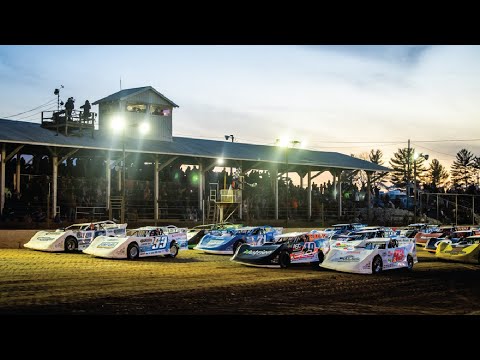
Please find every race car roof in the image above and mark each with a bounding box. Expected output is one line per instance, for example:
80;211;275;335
276;232;309;237
0;119;391;172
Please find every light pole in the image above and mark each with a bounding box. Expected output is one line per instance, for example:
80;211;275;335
122;127;126;223
111;116;150;223
275;138;301;228
225;135;234;176
413;152;429;223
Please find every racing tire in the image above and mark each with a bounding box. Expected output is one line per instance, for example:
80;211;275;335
127;243;139;260
233;241;243;254
372;255;383;274
165;243;179;258
310;251;324;270
279;251;291;269
64;236;77;252
406;255;414;271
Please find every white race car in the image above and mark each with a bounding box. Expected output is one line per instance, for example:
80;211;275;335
24;220;127;252
83;225;188;259
320;238;417;274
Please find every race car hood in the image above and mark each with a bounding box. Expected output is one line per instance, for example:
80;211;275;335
23;230;67;251
194;232;236;250
435;242;479;264
322;247;373;271
83;235;129;257
230;243;283;265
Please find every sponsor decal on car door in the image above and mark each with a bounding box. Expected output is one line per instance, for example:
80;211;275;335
291;241;316;263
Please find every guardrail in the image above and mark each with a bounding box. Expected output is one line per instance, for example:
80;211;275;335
75;207;108;221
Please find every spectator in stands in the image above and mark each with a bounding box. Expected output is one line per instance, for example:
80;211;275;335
54;213;61;224
143;181;151;202
32;207;46;222
80;100;91;121
65;97;75;121
68;190;76;222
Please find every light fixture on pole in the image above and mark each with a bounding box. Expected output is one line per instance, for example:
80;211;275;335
413;152;429;223
275;138;301;228
53;85;64;112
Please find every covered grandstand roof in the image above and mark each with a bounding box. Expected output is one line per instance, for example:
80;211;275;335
0;119;390;172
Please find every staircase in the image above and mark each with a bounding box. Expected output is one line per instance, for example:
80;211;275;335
206;189;217;223
109;196;124;222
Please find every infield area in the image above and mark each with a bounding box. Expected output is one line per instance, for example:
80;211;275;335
0;248;479;315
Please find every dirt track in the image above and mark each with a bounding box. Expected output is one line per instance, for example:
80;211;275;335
0;248;479;315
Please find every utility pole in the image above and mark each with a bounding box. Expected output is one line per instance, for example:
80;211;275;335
407;139;411;211
225;135;234;176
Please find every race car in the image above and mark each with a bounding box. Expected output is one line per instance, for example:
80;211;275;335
328;223;368;239
330;227;394;245
320;238;417;274
194;225;283;254
395;223;442;246
83;225;188;259
187;222;243;249
24;220;127;252
230;230;331;268
426;229;480;253
435;235;480;264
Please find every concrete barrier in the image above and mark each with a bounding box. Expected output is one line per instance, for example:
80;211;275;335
0;230;40;249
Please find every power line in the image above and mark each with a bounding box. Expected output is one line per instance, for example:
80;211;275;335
304;143;405;150
414;138;480;143
15;105;59;122
413;143;458;159
1;98;57;119
308;140;405;145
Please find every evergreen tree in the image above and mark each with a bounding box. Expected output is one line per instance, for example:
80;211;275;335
351;149;387;191
472;156;480;187
389;148;410;187
369;149;388;189
425;159;449;191
450;148;475;188
388;147;425;187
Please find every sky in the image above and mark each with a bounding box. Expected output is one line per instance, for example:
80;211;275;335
0;45;479;186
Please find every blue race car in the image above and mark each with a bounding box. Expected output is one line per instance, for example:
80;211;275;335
194;225;283;254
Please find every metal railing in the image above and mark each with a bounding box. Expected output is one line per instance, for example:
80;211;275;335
218;189;242;203
75;206;108;221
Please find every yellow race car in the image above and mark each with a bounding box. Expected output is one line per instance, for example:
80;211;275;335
435;235;480;264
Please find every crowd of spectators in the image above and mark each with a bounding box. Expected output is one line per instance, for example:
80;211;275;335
2;154;480;225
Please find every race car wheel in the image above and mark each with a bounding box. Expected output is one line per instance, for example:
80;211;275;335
310;251;324;269
317;251;325;264
64;236;77;252
165;243;179;258
372;256;383;274
279;251;291;269
407;255;414;271
127;243;139;260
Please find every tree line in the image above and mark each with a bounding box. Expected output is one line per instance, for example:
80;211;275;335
355;148;480;193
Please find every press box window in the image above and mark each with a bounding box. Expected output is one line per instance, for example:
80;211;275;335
150;105;171;116
126;104;147;113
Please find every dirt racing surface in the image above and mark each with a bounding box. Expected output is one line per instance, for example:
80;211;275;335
0;248;479;315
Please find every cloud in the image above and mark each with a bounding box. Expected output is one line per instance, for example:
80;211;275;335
304;45;431;66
